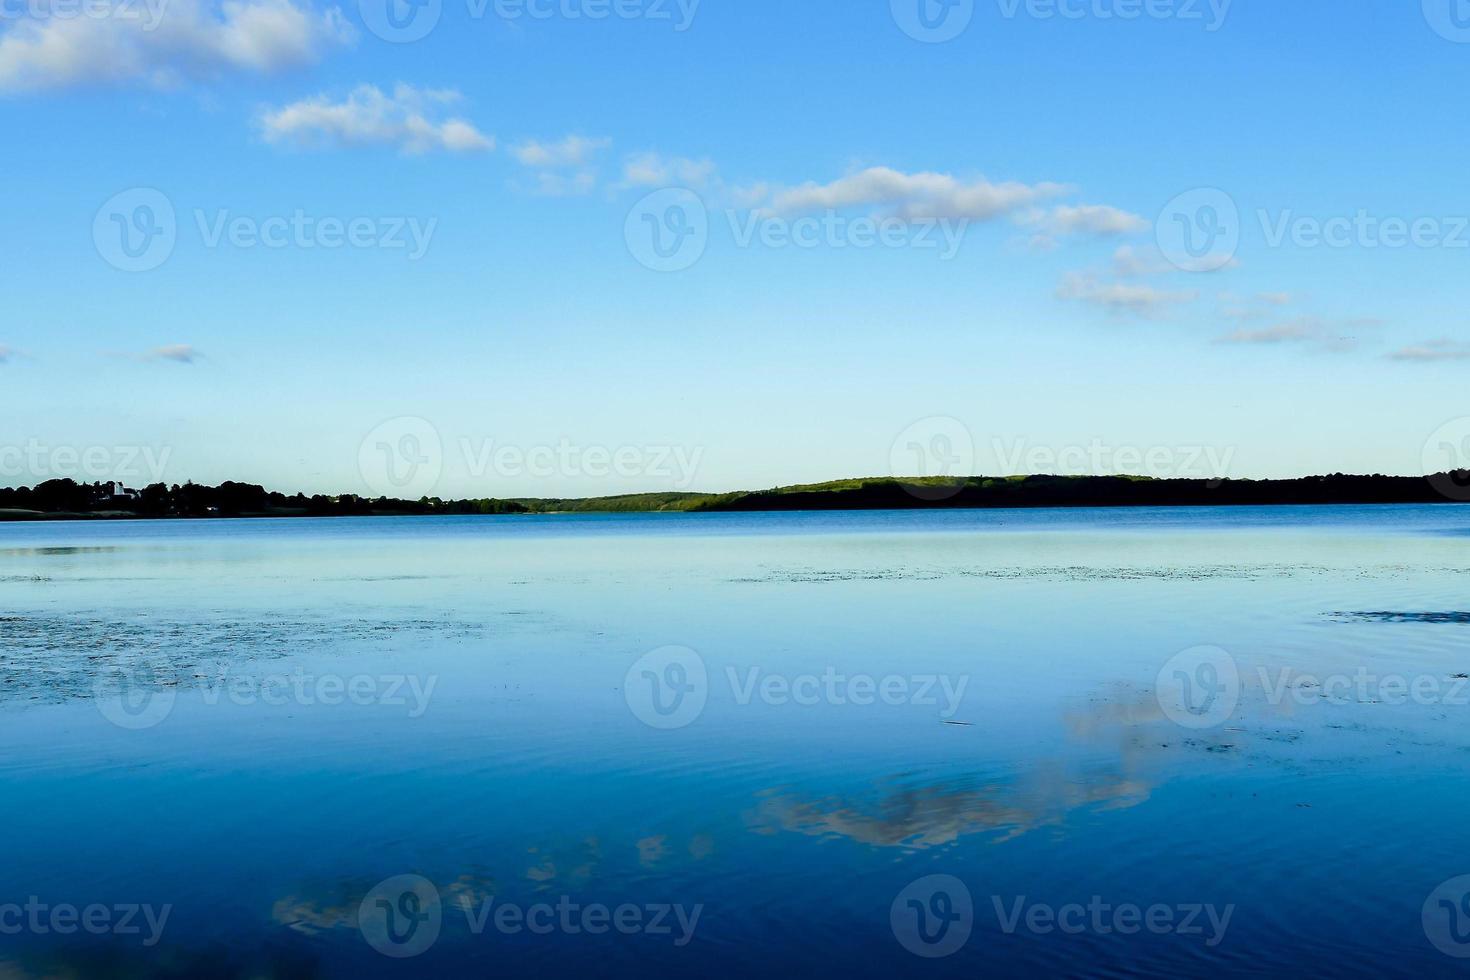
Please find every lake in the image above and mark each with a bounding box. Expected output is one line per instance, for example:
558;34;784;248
3;505;1470;977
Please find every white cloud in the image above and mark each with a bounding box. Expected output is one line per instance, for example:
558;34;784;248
727;182;770;209
1219;320;1318;345
527;170;598;197
0;345;13;363
0;0;352;93
512;135;610;168
260;84;493;153
1041;203;1149;237
507;135;611;195
1386;338;1470;362
763;167;1070;221
622;152;717;189
1056;272;1197;318
149;344;201;363
1217;290;1292;323
619;161;1141;255
1111;245;1170;278
1217;316;1378;352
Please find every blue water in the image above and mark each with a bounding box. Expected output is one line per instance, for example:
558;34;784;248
3;505;1470;977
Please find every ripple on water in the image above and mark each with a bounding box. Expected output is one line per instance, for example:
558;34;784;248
1327;611;1470;624
0;612;493;706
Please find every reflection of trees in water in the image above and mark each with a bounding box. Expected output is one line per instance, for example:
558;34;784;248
268;828;717;940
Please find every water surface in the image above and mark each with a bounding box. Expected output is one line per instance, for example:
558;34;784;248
3;505;1470;977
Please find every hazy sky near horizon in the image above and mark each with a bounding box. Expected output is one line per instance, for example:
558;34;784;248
3;0;1470;497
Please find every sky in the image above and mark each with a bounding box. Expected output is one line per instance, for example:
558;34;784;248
3;0;1470;498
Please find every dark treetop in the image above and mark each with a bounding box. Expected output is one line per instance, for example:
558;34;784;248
1;473;1467;520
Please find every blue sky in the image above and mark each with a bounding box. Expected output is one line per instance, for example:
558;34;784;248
3;0;1469;497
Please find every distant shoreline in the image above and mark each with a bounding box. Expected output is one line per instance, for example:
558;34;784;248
2;474;1468;521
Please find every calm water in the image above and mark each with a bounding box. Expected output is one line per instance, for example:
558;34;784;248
3;505;1470;977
